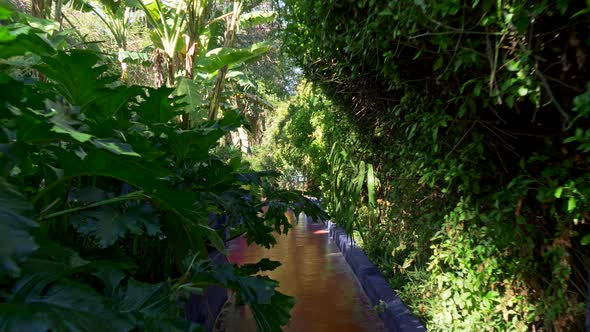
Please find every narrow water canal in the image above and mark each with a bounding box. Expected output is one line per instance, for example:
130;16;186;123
217;215;385;332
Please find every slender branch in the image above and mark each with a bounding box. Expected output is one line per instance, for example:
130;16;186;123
535;69;571;130
40;190;147;220
237;92;274;111
62;13;86;42
445;120;477;159
480;122;518;155
408;30;503;39
543;74;584;93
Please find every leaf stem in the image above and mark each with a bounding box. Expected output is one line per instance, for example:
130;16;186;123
40;190;146;220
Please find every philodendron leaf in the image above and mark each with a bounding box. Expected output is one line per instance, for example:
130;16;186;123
114;278;173;316
0;178;39;277
0;274;134;332
0;23;55;58
92;138;141;157
71;206;129;248
208;262;295;332
92;268;202;331
172;77;206;117
238;258;281;276
250;292;295;332
37;50;119;111
133;86;181;124
71;204;160;248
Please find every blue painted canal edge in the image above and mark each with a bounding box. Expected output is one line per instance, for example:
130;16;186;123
328;222;427;332
185;251;228;332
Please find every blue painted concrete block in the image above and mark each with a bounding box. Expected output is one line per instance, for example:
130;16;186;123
328;222;426;332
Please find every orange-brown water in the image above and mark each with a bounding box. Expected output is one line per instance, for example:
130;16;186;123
219;215;385;332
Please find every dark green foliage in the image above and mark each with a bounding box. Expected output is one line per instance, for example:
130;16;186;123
0;180;38;278
277;0;590;330
0;9;317;331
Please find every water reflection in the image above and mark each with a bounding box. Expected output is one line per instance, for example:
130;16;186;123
219;215;385;332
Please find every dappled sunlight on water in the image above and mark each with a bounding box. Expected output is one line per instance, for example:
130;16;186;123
218;216;385;332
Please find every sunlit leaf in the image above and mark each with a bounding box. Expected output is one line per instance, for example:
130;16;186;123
567;197;576;212
173;77;205;116
196;43;271;74
92;138;141;157
239;11;276;29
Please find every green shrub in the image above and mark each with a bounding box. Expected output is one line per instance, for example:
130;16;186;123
0;9;328;331
277;0;590;329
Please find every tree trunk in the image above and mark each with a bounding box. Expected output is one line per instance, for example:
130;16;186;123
166;56;175;88
182;35;198;129
118;48;128;83
53;0;62;27
207;1;242;121
152;49;166;88
32;0;50;18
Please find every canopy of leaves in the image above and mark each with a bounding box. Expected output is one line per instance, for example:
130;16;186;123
0;6;321;331
277;0;590;330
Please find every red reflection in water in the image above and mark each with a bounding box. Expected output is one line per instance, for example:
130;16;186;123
219;217;385;332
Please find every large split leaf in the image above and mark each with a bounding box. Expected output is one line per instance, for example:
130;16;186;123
113;278;176;317
0;23;55;58
92;267;203;331
172;77;207;119
134;87;182;124
0;274;134;332
238;258;281;276
91;138;141;157
203;262;294;332
71;204;160;248
37;50;118;111
196;43;271;74
19;241;90;276
0;178;38;277
250;292;295;332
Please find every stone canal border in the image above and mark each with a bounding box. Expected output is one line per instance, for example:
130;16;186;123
185;251;228;332
328;222;427;332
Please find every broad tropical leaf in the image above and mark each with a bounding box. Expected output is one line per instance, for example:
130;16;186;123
71;204;161;248
239;11;276;30
172;77;206;119
120;50;152;66
0;274;134;332
250;292;295;332
0;179;38;277
196;43;271;74
0;24;55;58
37;51;119;111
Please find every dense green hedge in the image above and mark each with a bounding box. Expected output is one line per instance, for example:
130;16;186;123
274;0;590;330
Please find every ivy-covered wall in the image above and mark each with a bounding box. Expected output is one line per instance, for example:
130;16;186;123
272;0;590;330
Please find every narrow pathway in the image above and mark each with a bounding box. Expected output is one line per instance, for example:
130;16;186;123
217;215;385;331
